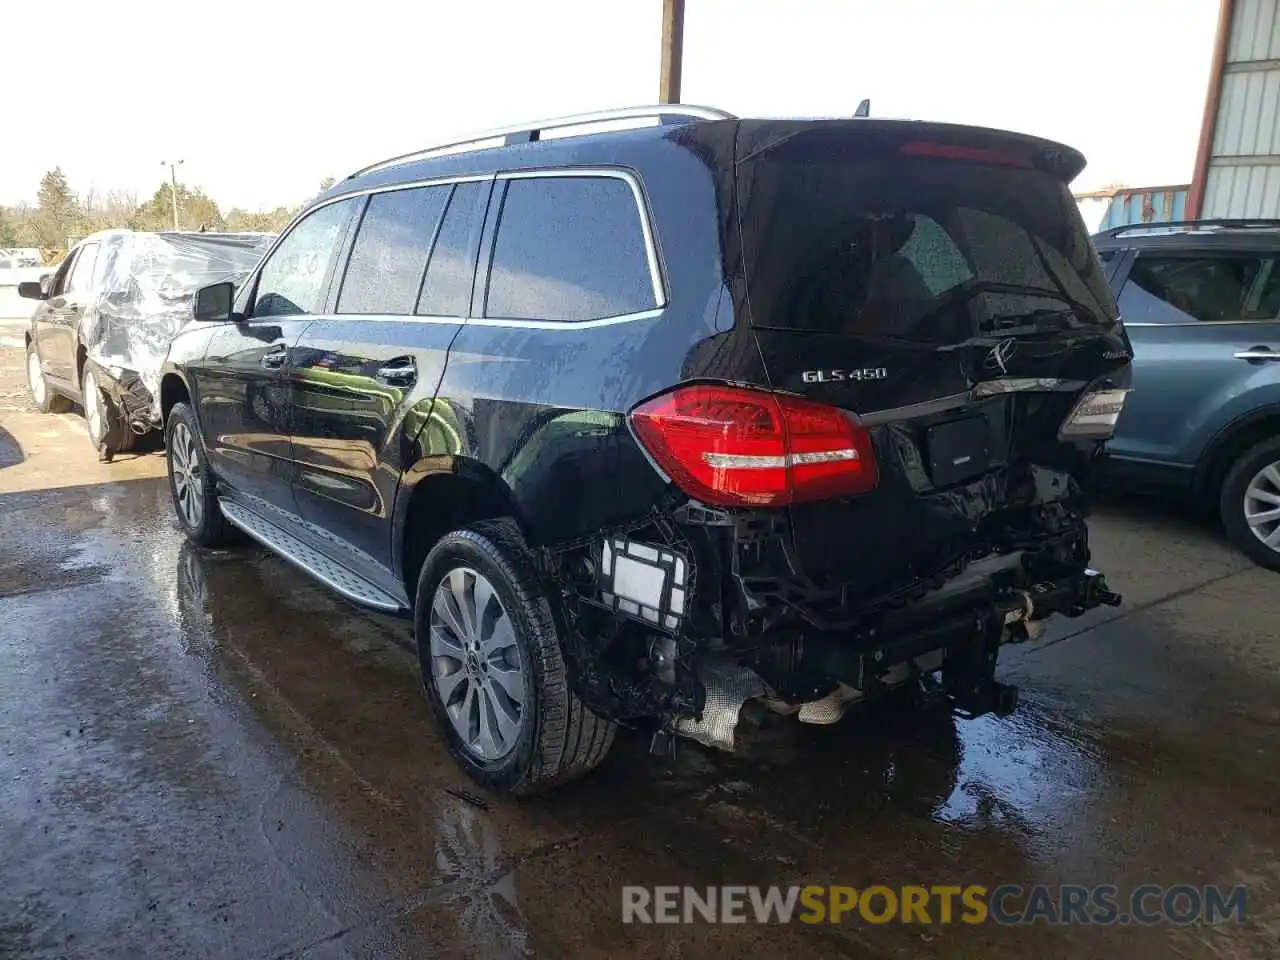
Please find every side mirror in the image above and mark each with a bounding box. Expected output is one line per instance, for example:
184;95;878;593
193;281;235;322
17;281;46;301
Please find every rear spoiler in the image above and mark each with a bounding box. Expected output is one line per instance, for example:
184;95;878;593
736;118;1087;182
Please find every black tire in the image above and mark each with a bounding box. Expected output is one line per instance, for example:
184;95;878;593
25;341;72;414
415;519;615;795
82;365;131;459
1220;436;1280;572
165;401;235;547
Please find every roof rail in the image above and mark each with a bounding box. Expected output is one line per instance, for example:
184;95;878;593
1095;218;1280;239
346;104;736;180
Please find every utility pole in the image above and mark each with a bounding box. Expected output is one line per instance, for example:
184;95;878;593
160;159;184;230
659;0;685;104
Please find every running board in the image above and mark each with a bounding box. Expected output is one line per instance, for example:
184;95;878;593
218;499;406;614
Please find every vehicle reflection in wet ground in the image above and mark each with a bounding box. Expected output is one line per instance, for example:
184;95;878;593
1;477;1278;959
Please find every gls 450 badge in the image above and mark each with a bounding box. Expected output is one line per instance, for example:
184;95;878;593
801;368;889;384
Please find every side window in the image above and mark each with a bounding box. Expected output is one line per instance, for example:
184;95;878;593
484;176;658;323
337;186;450;315
1121;254;1261;324
67;242;100;295
417;182;484;317
253;199;356;318
1244;256;1280;319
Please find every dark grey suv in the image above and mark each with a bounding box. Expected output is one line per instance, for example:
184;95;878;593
159;105;1129;794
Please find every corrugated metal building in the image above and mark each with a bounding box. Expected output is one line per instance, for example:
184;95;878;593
1077;185;1190;232
1190;0;1280;217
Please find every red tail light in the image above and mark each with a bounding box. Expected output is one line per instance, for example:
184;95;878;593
628;385;878;507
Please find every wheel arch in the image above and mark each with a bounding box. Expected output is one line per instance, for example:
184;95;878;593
1194;405;1280;499
159;370;194;426
394;456;528;600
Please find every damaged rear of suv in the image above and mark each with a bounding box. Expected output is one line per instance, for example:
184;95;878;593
166;105;1129;795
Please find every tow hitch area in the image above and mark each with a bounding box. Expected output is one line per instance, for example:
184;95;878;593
659;566;1122;754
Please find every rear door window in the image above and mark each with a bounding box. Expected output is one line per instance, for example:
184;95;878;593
417;181;485;317
483;175;658;323
337;185;450;315
1119;253;1274;324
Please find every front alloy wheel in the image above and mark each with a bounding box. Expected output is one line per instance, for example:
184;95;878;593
428;567;527;761
165;401;234;547
169;420;204;531
28;350;46;407
26;342;70;414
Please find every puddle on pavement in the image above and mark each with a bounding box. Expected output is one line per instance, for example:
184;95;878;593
6;479;1280;959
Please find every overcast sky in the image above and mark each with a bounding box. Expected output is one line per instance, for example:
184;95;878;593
2;0;1218;210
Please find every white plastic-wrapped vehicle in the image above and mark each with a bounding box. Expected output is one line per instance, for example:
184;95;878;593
21;230;273;459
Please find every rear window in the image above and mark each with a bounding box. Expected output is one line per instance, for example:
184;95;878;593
737;146;1116;343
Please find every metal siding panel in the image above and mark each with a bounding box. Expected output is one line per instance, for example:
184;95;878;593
1249;165;1268;212
1216;73;1246;153
1263;71;1280;152
1263;165;1280;213
1231;0;1259;60
1244;71;1264;154
1227;0;1249;60
1213;167;1233;217
1254;0;1273;59
1231;166;1251;216
1206;166;1236;217
1203;170;1221;217
1267;0;1280;58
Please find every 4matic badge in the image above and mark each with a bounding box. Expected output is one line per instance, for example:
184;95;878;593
801;368;889;384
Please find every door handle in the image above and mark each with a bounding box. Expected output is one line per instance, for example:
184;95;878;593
1234;346;1280;363
260;347;287;369
376;359;417;386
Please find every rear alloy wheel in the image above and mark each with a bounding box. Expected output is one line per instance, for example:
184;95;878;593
26;342;71;414
416;519;615;794
1221;437;1280;572
165;401;235;547
429;567;528;762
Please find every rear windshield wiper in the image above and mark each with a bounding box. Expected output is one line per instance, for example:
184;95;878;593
902;279;1107;334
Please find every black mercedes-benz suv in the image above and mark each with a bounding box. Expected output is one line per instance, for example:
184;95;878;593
160;105;1130;794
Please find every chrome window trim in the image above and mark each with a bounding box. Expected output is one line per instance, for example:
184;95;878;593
1123;320;1280;327
467;308;665;330
289;168;668;332
305;308;664;332
241;174;495;308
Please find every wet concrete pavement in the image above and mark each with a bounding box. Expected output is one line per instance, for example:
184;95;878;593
2;344;1279;958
